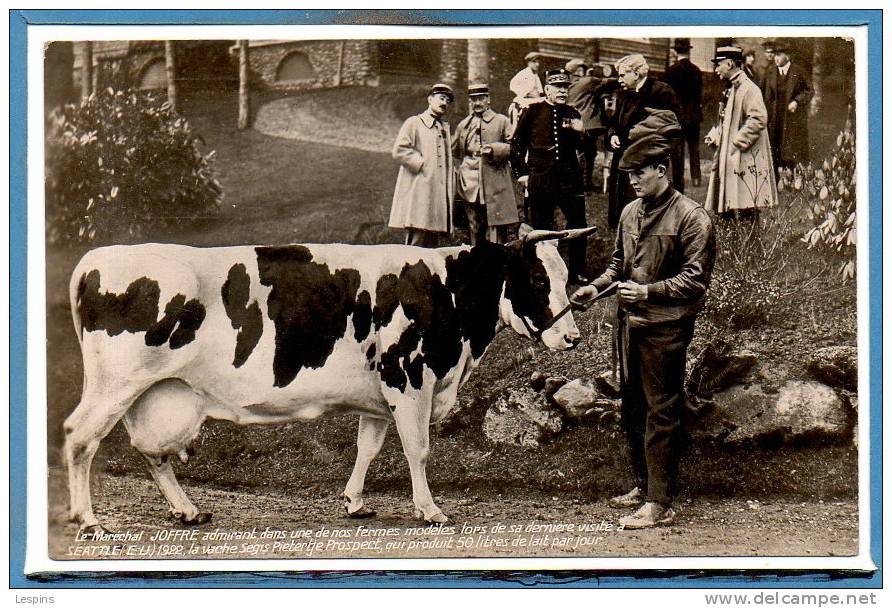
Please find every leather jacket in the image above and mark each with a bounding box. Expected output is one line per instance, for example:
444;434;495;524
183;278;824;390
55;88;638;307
593;187;715;327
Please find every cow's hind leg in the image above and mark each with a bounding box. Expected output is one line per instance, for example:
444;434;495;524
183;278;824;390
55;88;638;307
342;415;390;518
123;379;210;525
64;384;149;532
388;387;449;525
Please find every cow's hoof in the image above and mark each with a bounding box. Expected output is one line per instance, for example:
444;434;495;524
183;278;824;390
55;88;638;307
345;505;377;519
413;509;450;526
79;523;111;537
179;512;212;526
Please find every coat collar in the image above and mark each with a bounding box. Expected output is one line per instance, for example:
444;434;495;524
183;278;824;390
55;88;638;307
419;109;446;129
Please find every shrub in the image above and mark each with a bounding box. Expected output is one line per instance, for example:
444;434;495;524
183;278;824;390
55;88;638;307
781;118;857;282
45;88;222;244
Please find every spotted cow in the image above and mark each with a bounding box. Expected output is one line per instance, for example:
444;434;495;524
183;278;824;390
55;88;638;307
64;228;593;532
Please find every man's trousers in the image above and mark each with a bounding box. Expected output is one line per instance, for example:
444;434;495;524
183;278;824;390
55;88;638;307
618;315;696;506
528;188;587;278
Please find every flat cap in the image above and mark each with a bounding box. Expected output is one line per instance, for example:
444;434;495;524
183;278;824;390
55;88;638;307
545;69;571;86
565;58;588;73
429;83;454;101
524;51;541;62
619;108;682;171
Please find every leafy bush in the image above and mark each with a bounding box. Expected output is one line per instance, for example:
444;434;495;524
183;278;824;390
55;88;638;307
46;88;222;244
781;118;857;282
703;191;821;331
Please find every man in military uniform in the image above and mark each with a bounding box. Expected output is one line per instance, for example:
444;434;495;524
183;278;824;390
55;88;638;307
510;69;591;284
572;112;715;529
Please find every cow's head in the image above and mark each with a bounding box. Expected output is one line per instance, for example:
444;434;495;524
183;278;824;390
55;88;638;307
500;225;597;350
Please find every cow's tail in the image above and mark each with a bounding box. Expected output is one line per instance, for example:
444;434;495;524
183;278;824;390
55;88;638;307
69;263;86;345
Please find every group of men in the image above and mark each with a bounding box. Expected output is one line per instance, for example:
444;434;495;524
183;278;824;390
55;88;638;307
382;39;809;529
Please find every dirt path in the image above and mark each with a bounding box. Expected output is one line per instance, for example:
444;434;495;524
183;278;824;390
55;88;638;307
48;473;858;560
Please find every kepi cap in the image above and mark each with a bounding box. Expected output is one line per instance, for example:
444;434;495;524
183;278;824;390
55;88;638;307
545;69;571;86
712;46;744;64
429;83;454;101
468;83;489;97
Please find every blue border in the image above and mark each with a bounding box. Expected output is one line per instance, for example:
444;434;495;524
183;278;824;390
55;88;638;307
9;8;883;589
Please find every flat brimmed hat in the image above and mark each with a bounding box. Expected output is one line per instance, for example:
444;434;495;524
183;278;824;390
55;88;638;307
673;38;692;52
524;51;541;62
545;69;572;86
762;39;777;53
429;83;454;101
565;58;588;73
772;40;791;54
712;46;744;64
468;83;490;97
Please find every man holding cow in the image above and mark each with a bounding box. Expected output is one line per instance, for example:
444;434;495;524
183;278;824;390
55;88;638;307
573;110;716;529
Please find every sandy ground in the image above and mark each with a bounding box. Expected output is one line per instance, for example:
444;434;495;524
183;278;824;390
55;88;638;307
47;471;858;561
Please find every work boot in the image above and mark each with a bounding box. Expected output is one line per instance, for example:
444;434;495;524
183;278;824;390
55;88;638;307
619;501;677;529
609;486;644;508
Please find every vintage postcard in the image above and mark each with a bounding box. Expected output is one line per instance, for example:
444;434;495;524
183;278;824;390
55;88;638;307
10;9;883;589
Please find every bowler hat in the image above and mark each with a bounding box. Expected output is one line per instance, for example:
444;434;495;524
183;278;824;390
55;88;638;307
545;69;571;86
673;38;693;52
712;46;744;64
762;39;777;53
429;83;454;101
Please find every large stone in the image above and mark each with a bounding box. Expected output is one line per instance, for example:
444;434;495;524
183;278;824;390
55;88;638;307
529;371;547;392
483;388;564;449
542;376;569;402
553;378;600;418
692;380;851;444
807;345;858;391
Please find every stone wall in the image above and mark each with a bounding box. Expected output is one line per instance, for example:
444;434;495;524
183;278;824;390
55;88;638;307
247;40;379;91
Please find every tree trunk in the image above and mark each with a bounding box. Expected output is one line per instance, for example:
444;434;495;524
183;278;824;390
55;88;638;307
467;39;489;85
810;39;825;117
165;40;178;113
238;40;250;130
81;41;93;99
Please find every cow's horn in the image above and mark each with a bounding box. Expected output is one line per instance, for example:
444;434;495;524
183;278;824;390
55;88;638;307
523;229;567;244
559;226;598;240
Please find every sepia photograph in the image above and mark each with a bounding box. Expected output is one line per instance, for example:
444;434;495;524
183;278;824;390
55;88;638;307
11;10;882;588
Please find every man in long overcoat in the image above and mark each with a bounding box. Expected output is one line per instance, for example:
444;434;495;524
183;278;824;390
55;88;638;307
762;41;813;170
705;47;778;217
663;38;703;189
389;83;455;247
606;54;681;229
452;83;519;245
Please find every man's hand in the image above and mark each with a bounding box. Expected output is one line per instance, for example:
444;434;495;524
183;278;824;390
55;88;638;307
610;135;621;150
618;281;648;304
517;175;529;187
569;118;584;133
788;100;798;113
481;144;493;157
570;284;598;307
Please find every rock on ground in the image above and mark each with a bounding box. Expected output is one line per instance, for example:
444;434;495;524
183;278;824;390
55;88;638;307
483;388;563;448
693;380;851;444
552;377;600;418
806;345;857;391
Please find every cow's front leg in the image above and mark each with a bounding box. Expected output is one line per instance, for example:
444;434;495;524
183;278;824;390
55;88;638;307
387;384;449;525
342;415;390;518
